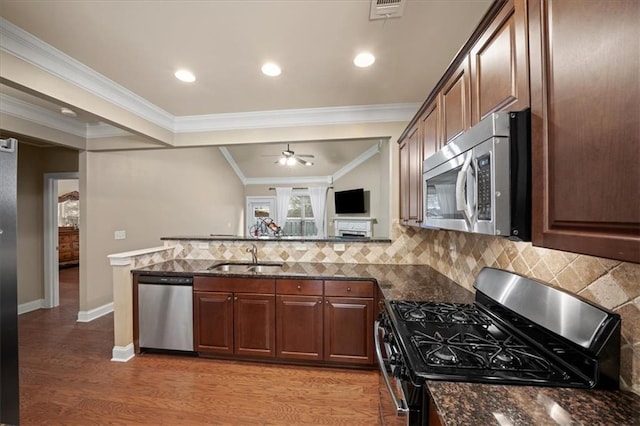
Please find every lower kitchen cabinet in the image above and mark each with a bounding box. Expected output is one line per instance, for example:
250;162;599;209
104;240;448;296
194;291;234;354
194;277;276;358
276;294;323;361
195;276;376;367
324;297;374;365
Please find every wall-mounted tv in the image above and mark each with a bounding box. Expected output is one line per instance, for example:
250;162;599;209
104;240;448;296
334;188;366;214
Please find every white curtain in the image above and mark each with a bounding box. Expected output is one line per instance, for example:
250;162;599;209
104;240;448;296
435;184;456;216
275;187;292;229
309;186;328;237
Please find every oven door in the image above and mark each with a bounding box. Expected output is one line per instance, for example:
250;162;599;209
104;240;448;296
375;320;409;425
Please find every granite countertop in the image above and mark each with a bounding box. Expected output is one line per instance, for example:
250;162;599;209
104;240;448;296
132;259;640;425
159;235;392;243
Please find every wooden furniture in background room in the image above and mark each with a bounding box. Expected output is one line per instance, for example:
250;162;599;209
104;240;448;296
58;191;79;267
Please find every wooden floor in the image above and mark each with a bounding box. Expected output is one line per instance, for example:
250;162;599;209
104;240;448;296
18;267;381;425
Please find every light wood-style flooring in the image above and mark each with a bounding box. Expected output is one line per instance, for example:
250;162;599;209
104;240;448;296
18;267;380;425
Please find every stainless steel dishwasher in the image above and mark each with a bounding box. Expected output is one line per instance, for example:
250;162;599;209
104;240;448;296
138;275;194;352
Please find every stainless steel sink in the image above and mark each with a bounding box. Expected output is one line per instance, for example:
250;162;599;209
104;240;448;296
207;262;284;274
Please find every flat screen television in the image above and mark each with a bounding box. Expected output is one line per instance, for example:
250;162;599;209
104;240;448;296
334;188;366;214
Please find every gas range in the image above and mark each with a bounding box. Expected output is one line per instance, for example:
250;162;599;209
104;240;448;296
375;268;621;425
386;301;586;387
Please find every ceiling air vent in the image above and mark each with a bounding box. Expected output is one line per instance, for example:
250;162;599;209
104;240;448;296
369;0;407;20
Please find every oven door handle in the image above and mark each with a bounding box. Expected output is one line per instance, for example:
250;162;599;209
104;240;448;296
374;320;409;415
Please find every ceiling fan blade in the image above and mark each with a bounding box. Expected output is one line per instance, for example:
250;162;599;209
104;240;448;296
295;157;308;165
296;154;315;158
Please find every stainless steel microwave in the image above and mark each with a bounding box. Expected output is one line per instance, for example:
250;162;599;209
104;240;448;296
422;109;531;240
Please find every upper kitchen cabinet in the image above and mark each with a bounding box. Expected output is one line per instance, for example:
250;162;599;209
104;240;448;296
441;57;472;144
529;0;640;263
420;100;441;161
399;125;423;226
469;0;529;123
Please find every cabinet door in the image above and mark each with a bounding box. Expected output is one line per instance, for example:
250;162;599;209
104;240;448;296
324;297;374;365
194;291;233;354
441;57;471;144
234;293;276;358
421;100;440;161
399;126;423;226
399;139;410;223
470;0;529;123
529;0;640;263
276;295;323;361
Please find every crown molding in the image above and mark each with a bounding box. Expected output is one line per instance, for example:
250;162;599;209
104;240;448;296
174;103;419;133
0;17;174;130
244;176;333;186
332;141;381;181
0;93;86;137
218;147;247;185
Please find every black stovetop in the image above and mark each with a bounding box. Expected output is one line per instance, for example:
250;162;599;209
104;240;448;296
386;301;589;387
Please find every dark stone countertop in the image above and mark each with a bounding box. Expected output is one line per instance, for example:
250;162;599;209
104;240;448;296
132;259;640;425
159;235;392;243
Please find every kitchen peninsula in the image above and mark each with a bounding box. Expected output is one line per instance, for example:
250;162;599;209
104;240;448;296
107;236;640;426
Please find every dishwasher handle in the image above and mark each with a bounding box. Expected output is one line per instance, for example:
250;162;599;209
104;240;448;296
137;275;193;285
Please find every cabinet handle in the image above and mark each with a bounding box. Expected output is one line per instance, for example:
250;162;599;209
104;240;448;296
347;287;351;292
317;300;322;304
297;285;301;290
325;300;329;304
234;296;238;301
227;296;231;301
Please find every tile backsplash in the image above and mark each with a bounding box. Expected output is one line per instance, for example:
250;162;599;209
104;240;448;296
167;222;640;394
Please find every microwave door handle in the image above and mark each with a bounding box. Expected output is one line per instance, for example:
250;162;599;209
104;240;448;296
469;157;479;224
456;152;473;228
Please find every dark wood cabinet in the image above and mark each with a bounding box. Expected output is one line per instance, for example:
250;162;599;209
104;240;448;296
234;293;275;358
277;279;375;366
528;0;640;262
324;297;374;365
276;279;323;361
399;125;423;226
194;276;276;358
58;226;79;266
440;57;471;144
194;276;376;367
194;291;233;354
420;100;441;161
470;0;529;123
323;280;375;365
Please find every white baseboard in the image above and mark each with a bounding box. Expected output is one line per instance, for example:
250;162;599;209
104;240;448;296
77;302;114;322
18;298;45;315
111;343;135;362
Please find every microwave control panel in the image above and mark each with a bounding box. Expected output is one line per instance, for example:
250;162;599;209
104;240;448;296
477;155;491;220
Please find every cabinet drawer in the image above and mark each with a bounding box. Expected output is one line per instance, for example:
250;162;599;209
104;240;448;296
194;276;275;293
324;280;374;298
276;279;323;295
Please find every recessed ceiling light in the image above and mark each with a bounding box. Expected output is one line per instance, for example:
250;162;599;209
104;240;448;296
354;52;375;68
261;62;282;77
60;107;77;117
174;69;196;83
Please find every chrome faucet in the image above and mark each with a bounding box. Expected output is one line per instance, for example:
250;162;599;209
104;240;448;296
246;244;258;264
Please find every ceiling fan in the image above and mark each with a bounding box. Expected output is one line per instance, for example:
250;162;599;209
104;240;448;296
269;144;315;166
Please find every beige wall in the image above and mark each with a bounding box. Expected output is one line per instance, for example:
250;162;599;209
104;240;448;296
329;146;389;237
58;179;78;196
16;143;78;305
79;145;244;310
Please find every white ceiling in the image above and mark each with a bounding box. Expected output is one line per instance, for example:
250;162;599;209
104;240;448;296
0;0;492;178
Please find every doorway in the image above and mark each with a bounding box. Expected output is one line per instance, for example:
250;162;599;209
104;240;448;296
246;196;276;237
43;172;79;309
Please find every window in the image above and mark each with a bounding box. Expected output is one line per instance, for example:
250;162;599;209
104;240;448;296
283;192;317;237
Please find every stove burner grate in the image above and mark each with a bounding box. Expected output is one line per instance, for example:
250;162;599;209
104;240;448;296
393;301;493;326
410;330;555;376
